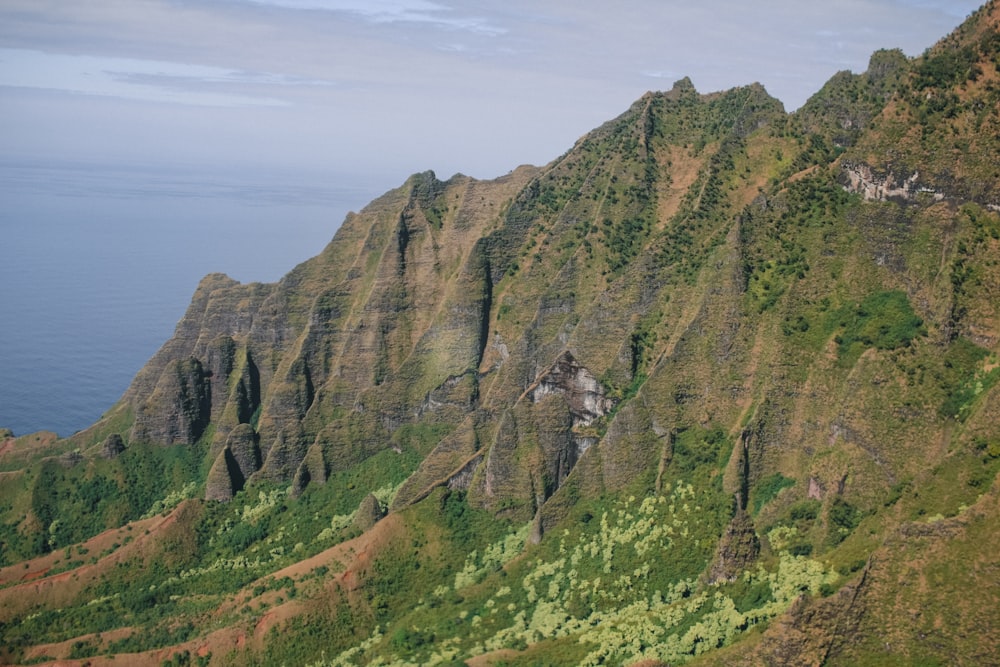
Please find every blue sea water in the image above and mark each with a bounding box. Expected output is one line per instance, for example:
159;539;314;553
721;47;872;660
0;160;385;437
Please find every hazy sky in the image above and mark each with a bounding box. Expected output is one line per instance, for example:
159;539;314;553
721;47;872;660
0;0;983;184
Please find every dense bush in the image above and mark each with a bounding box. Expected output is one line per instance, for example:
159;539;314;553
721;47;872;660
835;290;925;356
752;473;795;514
827;497;862;545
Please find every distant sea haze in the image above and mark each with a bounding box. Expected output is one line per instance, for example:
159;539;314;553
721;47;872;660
0;160;383;437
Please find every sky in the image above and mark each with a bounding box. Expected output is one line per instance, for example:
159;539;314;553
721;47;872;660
0;0;985;185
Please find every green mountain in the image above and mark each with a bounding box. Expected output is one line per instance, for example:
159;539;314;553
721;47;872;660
2;4;999;665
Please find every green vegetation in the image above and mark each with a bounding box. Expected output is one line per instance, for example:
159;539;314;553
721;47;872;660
826;497;863;546
834;290;926;360
741;172;850;313
751;473;795;514
913;43;981;92
0;440;205;563
306;476;834;666
937;338;998;420
3;10;1000;665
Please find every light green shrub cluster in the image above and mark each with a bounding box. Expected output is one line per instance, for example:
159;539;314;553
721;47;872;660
141;481;198;519
575;552;835;665
766;525;800;550
474;484;712;654
372;480;406;508
316;480;835;666
453;523;530;590
306;626;384;667
480;483;832;664
310;625;468;667
240;488;289;523
576;588;710;665
764;552;836;609
316;512;356;543
174;553;271;581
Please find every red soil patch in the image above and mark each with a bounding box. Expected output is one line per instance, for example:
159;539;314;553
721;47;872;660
31;626;250;667
20;567;50;582
0;510;166;587
0;502;188;622
23;626;135;662
254;610;278;638
0;431;60;465
216;512;405;620
7;507;407;665
250;599;306;643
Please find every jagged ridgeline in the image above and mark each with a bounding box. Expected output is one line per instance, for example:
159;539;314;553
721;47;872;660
2;3;1000;665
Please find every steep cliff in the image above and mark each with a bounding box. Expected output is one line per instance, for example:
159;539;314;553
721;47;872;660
2;4;999;666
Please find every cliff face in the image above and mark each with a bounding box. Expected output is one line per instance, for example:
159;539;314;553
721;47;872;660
86;28;999;532
99;80;798;520
12;4;996;664
111;168;535;498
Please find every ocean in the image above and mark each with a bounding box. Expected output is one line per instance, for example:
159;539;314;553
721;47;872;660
0;159;385;438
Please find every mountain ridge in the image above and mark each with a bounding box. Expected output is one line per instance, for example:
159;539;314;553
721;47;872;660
1;3;999;665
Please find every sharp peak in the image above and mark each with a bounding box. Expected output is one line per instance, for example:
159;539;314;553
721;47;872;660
638;78;780;106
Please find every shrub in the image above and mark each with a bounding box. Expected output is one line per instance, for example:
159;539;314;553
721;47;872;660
752;473;795;514
827;498;862;545
788;499;820;522
837;290;925;357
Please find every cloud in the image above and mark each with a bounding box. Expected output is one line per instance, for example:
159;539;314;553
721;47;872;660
641;70;681;81
0;48;306;107
893;0;979;18
246;0;507;35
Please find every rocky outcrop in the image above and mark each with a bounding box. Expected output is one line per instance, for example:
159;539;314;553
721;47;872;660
352;493;386;532
291;443;327;497
528;351;613;428
205;424;260;501
205;447;243;502
707;510;760;583
226;423;260;482
840;161;945;204
460;351;616;525
256;426;308;484
130;358;211;446
99;433;125;460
